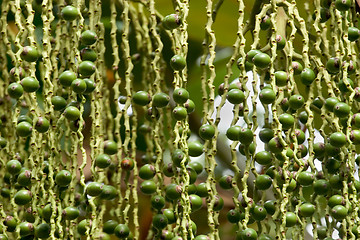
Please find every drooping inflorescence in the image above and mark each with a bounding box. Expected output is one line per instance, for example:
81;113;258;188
0;0;360;240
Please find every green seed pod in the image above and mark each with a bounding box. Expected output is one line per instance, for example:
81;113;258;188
55;170;72;186
35;117;50;133
35;223;51;239
86;182;103;196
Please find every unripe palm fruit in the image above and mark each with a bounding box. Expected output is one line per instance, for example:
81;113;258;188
59;70;77;87
133;91;151;106
275;35;286;50
163;14;181;30
8;82;24;99
300;68;316;85
170;55;186;71
81;30;97;45
21;46;39;62
20;77;40;92
335;0;351;11
61;6;79;21
173;88;189;104
253;53;271;69
348;27;360;41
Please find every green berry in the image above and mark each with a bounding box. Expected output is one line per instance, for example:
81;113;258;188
140;180;157;195
264;200;276;215
329;131;347;147
95;154;111;168
250;205;267;221
189;194;202;212
188;141;203;157
59;70;77;87
239;228;258;240
35;117;50;133
62;206;79;220
299;202;315;217
103;220;118;234
162;14;181;30
152;92;170;108
333;102;350;118
51;96;67;111
253;53;271;69
259;88;276;104
71;78;87;93
64;106;80;120
184;99;195;114
292;61;303;75
81;47;97;61
246;50;262;63
226;125;241;141
55;170;72;186
78;219;91;235
165;184;182;200
275;71;288;86
255;174;272;190
300;68;316;85
173;88;189;104
260;15;271;30
103;140;117;155
275;35;286;50
8;82;24;99
81;30;97;45
259;128;274;143
16;121;33;137
325;97;339;112
285;212;297;227
199;124;215;140
139;164;156;180
17;170;32;186
153;214;168;229
20;77;39;92
289;94;304;110
86;182;103;196
326;57;340;74
227;209;241;223
279;113;295;130
226;89;245;104
170;55;186;71
19;222;34;237
172;106;187;120
99;185;117;200
218;175;233;190
6;159;22;175
21;46;39;62
331;205;348;220
61;5;79;21
348;27;360;41
35;223;51;239
296;171;315;186
79;61;96;77
335;0;351;11
151;195;165;210
14;189;32;205
133;91;151;106
162;209;176;224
